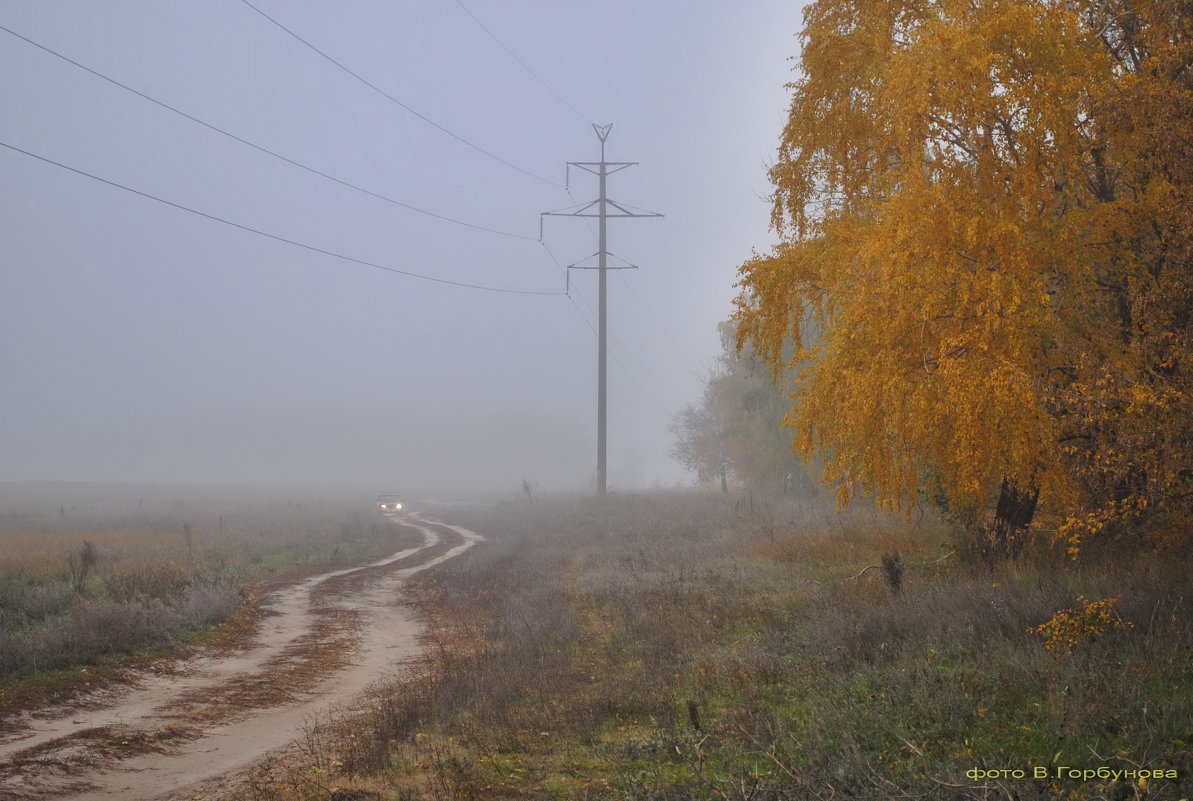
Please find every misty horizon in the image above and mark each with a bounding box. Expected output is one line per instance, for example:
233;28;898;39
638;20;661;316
1;1;802;493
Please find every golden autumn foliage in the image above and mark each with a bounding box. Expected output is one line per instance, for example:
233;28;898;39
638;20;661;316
734;0;1192;552
1028;595;1130;653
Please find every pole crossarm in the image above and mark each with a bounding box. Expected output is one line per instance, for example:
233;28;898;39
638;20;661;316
565;161;635;188
567;251;638;270
570;161;637;174
570;265;638;270
607;200;662;217
542;199;662;219
543;211;661;219
542;200;600;217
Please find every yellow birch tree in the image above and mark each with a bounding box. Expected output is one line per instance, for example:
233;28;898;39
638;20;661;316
734;0;1192;555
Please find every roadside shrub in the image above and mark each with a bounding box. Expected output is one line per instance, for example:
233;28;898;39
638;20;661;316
0;599;181;676
69;598;180;656
180;583;237;626
67;539;98;593
104;560;192;603
0;632;25;674
0;577;74;626
1028;594;1130;653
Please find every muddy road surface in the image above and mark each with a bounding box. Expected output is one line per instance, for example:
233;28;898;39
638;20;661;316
0;513;482;801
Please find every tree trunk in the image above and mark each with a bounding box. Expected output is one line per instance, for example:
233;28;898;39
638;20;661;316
719;464;729;494
984;479;1039;562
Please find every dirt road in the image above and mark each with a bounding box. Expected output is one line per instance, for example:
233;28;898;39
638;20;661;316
0;513;482;801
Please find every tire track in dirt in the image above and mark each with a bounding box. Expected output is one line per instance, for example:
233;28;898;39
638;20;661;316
0;513;483;801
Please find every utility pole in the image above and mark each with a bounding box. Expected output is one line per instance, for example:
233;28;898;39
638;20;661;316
542;124;661;495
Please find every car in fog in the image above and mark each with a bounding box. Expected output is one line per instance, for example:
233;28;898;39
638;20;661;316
376;493;405;513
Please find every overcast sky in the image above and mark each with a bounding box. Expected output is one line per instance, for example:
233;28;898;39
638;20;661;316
0;0;805;495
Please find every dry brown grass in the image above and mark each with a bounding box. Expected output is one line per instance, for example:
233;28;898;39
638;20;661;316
0;483;410;689
242;491;1192;801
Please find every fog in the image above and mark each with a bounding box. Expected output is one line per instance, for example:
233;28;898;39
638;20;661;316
0;1;803;495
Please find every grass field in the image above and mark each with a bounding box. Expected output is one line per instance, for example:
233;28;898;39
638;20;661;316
0;482;408;696
253;492;1192;801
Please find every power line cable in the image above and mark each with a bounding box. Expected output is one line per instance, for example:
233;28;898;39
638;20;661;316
550;208;701;381
613;269;707;375
565;293;667;414
0;138;563;296
236;0;564;189
562;242;706;384
574;289;660;391
547;153;702;380
565;276;652;379
0;24;537;242
542;210;689;389
449;0;588;123
540;241;668;412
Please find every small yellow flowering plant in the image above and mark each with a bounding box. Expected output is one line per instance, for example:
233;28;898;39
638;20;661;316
1029;595;1131;654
